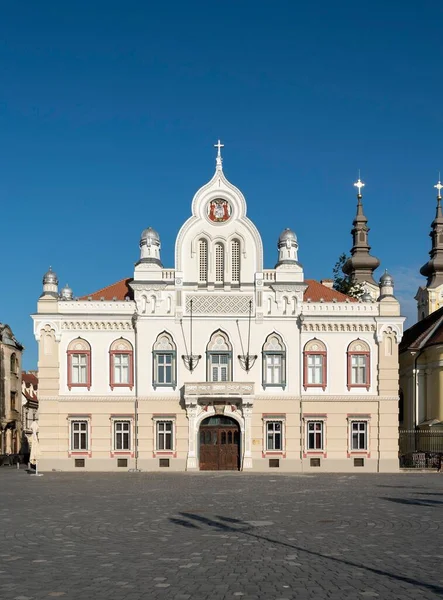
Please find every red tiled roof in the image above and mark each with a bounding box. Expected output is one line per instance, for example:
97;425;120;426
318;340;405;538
81;277;354;303
22;372;38;387
79;278;134;301
303;279;357;303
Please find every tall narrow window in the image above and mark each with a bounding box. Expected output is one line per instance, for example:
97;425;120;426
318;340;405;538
114;420;131;451
110;339;134;390
157;420;173;450
67;339;91;390
153;333;177;388
307;421;323;450
347;340;371;390
207;330;232;382
266;421;283;450
231;240;240;283
262;333;286;388
71;420;88;451
303;340;327;391
215;243;224;283
198;239;208;283
350;421;367;450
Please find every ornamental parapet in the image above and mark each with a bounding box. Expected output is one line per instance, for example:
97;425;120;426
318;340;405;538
184;382;254;397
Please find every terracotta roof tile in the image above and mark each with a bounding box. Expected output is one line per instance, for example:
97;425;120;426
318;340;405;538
22;372;38;387
303;279;357;303
81;277;354;304
79;278;134;301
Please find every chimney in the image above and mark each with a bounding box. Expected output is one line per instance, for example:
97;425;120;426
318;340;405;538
320;279;334;289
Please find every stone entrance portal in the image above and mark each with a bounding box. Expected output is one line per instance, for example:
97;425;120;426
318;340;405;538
199;416;240;471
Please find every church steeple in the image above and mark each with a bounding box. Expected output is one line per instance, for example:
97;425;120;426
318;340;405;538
342;177;380;286
420;179;443;288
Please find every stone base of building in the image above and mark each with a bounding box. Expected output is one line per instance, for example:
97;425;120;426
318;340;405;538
38;456;399;473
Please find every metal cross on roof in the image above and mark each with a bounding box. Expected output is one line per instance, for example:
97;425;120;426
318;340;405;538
354;178;365;195
214;139;224;158
435;180;443;197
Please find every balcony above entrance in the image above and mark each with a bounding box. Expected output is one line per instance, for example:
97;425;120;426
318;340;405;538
183;382;254;398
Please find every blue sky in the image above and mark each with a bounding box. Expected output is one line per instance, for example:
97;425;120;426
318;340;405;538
1;0;442;368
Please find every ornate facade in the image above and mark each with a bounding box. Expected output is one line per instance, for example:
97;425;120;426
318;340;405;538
400;181;443;430
33;146;404;472
0;324;23;455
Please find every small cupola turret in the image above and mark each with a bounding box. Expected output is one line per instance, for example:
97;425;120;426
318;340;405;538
139;227;162;267
275;228;299;267
41;267;59;297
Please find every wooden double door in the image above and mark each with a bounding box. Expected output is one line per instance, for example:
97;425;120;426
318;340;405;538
199;416;240;471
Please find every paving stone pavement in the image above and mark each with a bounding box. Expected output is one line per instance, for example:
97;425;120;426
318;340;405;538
1;470;443;599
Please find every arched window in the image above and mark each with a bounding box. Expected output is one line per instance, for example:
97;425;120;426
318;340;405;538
231;239;240;284
207;330;232;382
262;333;286;388
303;339;327;391
153;332;177;388
67;338;91;390
347;339;371;391
10;353;17;374
198;239;208;283
215;243;224;284
109;339;134;390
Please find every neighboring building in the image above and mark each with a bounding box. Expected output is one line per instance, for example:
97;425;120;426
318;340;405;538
0;324;23;455
400;181;443;430
22;371;38;433
32;146;404;472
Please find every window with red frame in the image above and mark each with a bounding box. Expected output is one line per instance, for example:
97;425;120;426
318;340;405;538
109;339;133;390
347;340;370;390
67;338;91;390
303;339;327;390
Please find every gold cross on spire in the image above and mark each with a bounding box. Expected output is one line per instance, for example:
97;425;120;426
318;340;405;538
354;177;365;197
435;178;443;199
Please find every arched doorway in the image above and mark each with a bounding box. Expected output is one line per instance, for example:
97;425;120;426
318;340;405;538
199;416;240;471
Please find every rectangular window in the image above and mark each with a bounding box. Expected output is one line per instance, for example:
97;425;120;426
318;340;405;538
71;420;88;451
307;421;323;450
71;354;88;384
351;421;367;450
266;421;282;451
113;354;129;384
211;354;229;382
307;354;323;385
157;353;173;384
157;421;173;451
351;355;367;385
10;392;16;411
114;420;131;451
265;355;282;385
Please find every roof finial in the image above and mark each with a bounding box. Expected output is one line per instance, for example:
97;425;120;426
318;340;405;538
214;139;224;170
434;175;443;200
354;171;365;199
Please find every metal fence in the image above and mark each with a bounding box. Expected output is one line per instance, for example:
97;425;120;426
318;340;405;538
399;429;443;469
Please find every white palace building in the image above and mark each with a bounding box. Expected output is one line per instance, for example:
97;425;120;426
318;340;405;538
33;144;404;472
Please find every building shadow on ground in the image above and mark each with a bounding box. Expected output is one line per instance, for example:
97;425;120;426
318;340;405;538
169;511;443;597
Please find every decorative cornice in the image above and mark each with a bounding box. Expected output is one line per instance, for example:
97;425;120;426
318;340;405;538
61;321;134;331
42;394;401;403
302;322;376;333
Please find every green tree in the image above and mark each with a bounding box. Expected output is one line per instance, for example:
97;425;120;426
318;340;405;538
332;253;364;299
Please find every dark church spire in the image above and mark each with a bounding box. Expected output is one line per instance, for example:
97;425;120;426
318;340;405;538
342;177;380;285
420;180;443;288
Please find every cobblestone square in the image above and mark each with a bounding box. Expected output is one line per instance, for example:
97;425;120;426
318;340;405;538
1;470;443;599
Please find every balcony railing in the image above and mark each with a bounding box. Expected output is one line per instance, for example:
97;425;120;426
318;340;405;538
184;382;254;397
